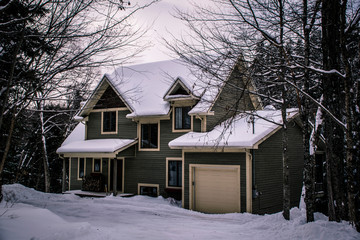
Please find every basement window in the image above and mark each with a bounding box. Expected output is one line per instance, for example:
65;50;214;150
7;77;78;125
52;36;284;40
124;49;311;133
138;184;159;197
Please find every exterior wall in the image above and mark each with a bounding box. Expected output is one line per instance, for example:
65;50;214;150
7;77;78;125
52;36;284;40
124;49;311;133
87;109;137;140
69;109;202;194
206;66;255;130
69;157;111;191
183;152;247;212
252;123;304;214
69;157;81;190
124;116;202;196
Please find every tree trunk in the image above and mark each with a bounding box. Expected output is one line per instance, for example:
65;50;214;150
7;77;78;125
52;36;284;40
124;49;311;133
321;0;345;222
302;0;315;222
339;0;357;229
39;105;51;193
0;109;16;175
282;86;290;220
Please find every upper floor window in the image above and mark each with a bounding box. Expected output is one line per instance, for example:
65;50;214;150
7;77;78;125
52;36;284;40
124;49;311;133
140;123;159;150
174;107;191;130
102;111;117;134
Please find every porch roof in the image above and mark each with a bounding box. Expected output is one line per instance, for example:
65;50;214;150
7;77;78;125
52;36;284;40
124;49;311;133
56;123;137;155
169;108;299;150
57;138;137;154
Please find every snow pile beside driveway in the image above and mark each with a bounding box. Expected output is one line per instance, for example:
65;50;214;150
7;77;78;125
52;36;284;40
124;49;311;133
1;184;359;240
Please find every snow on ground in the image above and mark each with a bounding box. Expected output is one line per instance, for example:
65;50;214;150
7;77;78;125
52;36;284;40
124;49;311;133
1;184;359;240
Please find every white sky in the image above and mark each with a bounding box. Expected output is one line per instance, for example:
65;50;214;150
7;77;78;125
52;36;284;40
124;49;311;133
127;0;207;64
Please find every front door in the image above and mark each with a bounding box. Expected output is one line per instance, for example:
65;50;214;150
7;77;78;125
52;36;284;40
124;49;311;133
110;159;123;192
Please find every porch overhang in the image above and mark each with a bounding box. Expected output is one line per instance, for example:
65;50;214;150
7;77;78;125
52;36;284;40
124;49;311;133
57;139;137;158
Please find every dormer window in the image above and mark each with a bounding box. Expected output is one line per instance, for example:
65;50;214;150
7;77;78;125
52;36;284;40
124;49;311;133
102;110;117;134
174;107;191;130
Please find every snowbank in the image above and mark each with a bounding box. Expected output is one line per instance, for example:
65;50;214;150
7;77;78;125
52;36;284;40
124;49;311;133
1;184;359;240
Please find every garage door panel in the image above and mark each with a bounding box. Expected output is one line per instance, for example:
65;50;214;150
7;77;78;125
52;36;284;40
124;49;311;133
191;165;240;214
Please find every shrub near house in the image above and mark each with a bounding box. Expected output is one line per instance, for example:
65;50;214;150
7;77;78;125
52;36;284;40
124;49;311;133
57;59;304;214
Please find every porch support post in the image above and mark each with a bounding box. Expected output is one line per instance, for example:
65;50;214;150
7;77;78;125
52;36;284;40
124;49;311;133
113;159;117;196
246;150;253;213
62;157;66;193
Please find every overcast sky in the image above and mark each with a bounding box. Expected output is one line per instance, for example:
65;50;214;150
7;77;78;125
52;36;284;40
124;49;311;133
127;0;207;64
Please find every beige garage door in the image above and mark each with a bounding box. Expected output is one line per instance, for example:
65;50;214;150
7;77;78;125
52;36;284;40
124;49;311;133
190;164;240;214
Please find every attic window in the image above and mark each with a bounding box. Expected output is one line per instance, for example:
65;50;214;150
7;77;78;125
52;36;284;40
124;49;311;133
102;111;117;134
175;107;191;130
172;86;188;95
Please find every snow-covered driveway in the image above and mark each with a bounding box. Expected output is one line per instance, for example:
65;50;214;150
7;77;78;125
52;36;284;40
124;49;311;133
0;184;359;240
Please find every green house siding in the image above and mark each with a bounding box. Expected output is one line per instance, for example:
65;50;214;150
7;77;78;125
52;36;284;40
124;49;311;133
183;152;247;212
87;110;137;140
206;66;255;131
252;123;304;214
68;111;202;192
123;116;201;195
70;157;82;190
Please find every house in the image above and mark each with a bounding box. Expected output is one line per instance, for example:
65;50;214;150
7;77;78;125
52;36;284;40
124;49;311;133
57;59;304;214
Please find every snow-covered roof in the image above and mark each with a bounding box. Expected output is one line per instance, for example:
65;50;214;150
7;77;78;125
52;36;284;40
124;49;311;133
60;123;85;147
77;59;236;118
105;59;201;117
169;109;299;149
57;139;136;154
57;123;136;154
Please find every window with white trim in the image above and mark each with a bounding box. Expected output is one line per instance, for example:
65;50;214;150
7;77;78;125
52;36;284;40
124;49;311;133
78;158;85;180
138;184;159;197
140;123;158;149
167;159;182;188
102;111;117;133
93;158;102;173
175;107;191;130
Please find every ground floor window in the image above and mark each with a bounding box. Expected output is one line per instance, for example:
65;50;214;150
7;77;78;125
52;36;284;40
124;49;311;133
138;183;159;197
166;158;182;188
93;158;102;173
78;158;85;180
